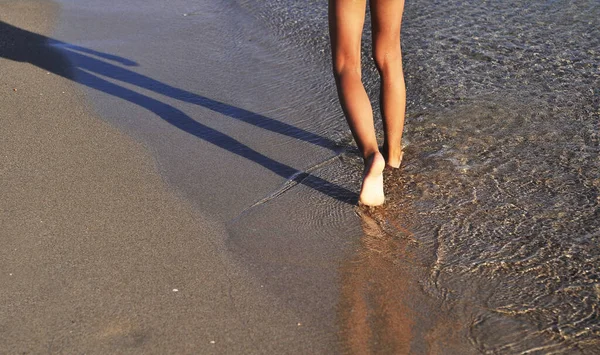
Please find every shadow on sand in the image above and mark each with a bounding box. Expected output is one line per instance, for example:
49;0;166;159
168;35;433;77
0;20;357;204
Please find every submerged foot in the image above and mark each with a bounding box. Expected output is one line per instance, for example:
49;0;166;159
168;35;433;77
382;145;404;169
359;152;386;206
385;151;404;169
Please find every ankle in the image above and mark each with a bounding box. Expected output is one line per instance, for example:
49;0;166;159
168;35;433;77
362;149;381;163
384;147;403;168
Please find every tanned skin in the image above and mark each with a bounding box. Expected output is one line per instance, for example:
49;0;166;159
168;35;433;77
329;0;406;206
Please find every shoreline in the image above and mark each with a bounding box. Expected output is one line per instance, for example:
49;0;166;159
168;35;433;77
1;1;331;353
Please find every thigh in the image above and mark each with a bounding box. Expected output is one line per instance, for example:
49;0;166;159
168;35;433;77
370;0;404;53
329;0;368;69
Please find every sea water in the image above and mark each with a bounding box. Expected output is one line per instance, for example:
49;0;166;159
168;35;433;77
236;0;600;353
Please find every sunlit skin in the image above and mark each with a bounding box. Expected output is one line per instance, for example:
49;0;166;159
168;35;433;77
329;0;406;205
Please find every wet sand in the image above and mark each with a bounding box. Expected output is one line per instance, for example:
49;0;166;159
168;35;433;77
0;1;340;353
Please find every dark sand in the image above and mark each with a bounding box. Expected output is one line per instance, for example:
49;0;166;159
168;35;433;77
0;1;335;353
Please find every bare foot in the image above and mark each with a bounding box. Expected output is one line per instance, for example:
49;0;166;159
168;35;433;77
382;143;404;168
359;152;386;206
385;150;404;169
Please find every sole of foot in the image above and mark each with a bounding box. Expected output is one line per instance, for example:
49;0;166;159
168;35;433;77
359;152;386;206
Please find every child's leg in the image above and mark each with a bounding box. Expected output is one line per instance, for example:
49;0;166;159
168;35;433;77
370;0;406;168
329;0;385;205
329;0;378;159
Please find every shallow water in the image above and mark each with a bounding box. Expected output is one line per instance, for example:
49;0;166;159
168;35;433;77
381;96;599;353
237;0;600;353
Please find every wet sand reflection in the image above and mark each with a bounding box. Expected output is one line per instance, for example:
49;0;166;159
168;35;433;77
337;205;472;354
338;208;416;354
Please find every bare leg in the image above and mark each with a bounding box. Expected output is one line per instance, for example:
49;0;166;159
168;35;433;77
371;0;406;168
329;0;385;206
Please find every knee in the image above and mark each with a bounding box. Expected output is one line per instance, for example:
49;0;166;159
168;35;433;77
373;45;402;75
332;54;362;80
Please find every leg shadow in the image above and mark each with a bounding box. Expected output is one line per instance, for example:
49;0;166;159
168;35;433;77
0;20;356;204
74;68;356;204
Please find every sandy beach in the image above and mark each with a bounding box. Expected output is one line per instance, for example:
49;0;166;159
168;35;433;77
1;1;348;353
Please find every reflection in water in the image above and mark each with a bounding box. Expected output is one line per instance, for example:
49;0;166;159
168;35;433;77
338;209;414;354
337;207;473;354
345;97;599;353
